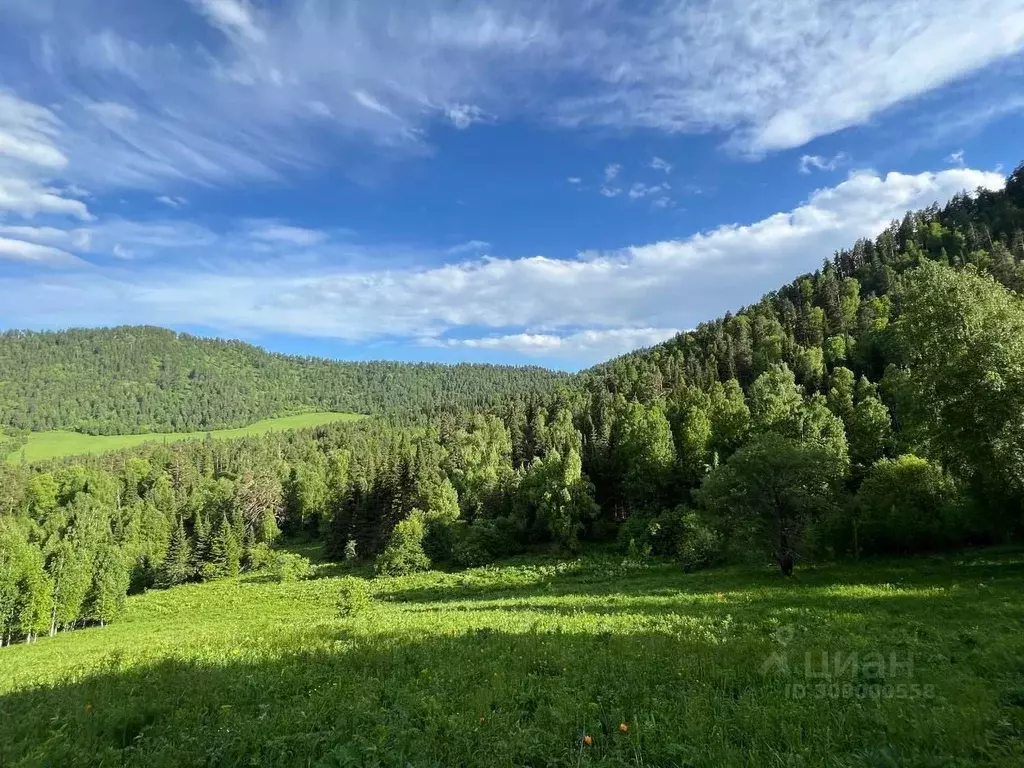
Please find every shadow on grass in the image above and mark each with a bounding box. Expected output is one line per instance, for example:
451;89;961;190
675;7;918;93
3;615;1022;768
382;550;1024;608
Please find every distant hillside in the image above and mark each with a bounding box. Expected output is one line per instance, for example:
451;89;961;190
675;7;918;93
0;327;567;435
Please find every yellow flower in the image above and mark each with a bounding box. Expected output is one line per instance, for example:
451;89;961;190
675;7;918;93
619;723;629;733
582;735;592;746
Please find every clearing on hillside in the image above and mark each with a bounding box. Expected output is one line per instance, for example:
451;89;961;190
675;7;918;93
4;412;363;464
1;550;1022;767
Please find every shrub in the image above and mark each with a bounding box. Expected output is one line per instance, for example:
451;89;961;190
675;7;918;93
616;513;656;559
337;576;372;618
246;542;274;571
616;507;722;570
677;510;722;572
343;539;358;561
616;509;684;559
451;518;522;568
374;512;431;577
269;552;312;582
423;516;457;563
853;454;960;554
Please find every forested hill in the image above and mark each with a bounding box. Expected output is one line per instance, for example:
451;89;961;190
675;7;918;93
0;327;567;435
582;163;1024;403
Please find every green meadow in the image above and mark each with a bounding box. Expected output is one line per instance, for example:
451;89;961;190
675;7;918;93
4;412;364;464
1;549;1022;767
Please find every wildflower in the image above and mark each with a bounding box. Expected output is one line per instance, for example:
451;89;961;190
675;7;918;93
85;704;93;713
619;723;629;733
582;735;592;746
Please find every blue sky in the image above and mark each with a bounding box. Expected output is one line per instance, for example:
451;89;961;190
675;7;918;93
1;0;1023;370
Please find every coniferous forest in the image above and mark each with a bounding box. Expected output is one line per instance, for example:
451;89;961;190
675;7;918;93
0;327;567;435
1;164;1023;646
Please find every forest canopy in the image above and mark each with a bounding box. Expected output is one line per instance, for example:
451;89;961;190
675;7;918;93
0;327;567;435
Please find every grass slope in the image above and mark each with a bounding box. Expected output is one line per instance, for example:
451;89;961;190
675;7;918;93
4;412;363;464
1;551;1023;767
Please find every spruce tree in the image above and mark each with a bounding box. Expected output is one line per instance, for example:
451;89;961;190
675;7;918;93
159;518;194;588
204;513;241;580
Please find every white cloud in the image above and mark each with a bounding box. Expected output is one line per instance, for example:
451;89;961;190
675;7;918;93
352;90;396;118
0;166;1003;365
599;186;622;198
947;149;966;166
650;157;672;173
190;0;265;43
604;163;621;182
0;225;92;250
446;104;488;129
156;196;188;209
0;237;81;266
246;222;329;247
446;240;491;255
567;177;582;185
551;0;1024;153
84;101;138;124
0;92;92;220
0;178;92;220
628;182;670;200
799;153;848;174
442;328;681;360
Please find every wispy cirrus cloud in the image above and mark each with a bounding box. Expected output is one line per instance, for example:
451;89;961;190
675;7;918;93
551;0;1024;154
0;92;92;221
1;0;1021;201
190;0;266;43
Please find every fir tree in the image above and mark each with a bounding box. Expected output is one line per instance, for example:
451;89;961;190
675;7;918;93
159;518;194;588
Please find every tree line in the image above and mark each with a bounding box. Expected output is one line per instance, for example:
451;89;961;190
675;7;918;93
2;163;1024;645
0;326;566;435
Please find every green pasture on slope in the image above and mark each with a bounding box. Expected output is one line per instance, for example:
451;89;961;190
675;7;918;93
1;550;1022;767
4;412;364;464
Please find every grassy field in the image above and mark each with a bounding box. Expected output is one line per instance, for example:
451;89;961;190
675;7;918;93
1;549;1023;767
3;412;364;464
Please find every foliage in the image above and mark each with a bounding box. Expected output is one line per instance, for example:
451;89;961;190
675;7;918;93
375;513;431;577
337;576;372;618
677;510;723;572
343;539;358;561
699;434;845;574
0;326;566;435
203;514;242;580
267;552;313;583
896;263;1024;520
451;519;522;568
852;455;961;555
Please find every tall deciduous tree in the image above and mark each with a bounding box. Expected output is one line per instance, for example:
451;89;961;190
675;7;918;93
698;434;845;575
897;263;1024;520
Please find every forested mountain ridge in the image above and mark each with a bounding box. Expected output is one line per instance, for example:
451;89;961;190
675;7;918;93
584;164;1024;400
0;326;567;435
